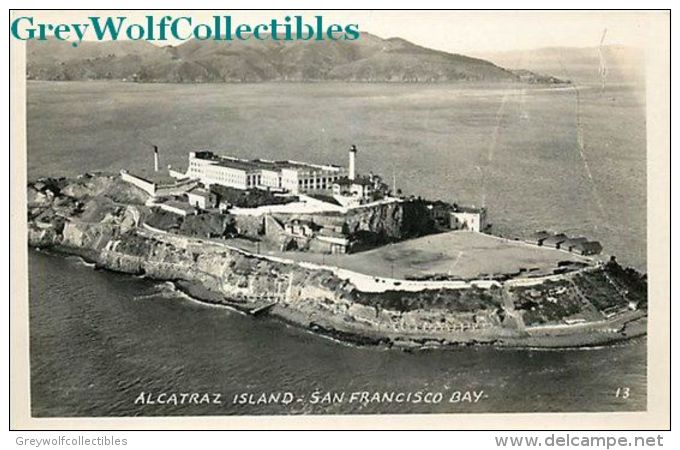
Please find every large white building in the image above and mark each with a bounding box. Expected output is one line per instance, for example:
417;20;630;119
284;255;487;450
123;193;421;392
185;151;347;194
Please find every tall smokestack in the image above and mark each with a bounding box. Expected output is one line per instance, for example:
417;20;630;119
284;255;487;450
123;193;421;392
349;145;357;181
153;145;159;172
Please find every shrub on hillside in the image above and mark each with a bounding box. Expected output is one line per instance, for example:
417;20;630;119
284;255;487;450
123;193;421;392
179;213;237;238
211;185;297;208
144;209;182;232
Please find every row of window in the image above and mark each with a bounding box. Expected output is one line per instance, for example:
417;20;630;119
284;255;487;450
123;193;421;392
298;175;341;189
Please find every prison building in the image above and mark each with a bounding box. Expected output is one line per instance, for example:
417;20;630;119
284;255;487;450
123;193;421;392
186;151;346;194
280;164;346;194
187;153;262;190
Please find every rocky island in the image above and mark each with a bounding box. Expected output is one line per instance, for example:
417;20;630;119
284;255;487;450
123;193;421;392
27;155;647;350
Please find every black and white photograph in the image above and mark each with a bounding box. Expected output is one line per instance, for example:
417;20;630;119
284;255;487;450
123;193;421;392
10;9;670;429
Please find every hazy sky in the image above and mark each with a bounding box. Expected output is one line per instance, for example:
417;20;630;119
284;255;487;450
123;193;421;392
22;10;666;54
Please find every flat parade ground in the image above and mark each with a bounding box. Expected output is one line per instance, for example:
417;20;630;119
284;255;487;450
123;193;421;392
250;231;591;280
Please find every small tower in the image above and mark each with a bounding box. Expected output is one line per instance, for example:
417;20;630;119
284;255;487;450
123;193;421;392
153;145;159;172
349;144;357;181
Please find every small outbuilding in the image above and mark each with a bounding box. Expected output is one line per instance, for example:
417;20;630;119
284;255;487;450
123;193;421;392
158;201;197;217
561;237;588;252
572;241;603;256
527;230;552;246
285;219;317;237
542;233;568;249
332;176;374;199
187;187;217;210
313;235;350;254
450;206;487;232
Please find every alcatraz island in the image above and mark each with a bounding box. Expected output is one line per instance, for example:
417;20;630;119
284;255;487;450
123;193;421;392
27;144;647;349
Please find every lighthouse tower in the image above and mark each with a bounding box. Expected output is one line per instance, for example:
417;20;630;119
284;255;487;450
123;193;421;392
153;145;159;172
349;145;357;180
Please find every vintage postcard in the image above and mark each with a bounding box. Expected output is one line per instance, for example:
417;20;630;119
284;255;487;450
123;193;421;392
9;9;670;430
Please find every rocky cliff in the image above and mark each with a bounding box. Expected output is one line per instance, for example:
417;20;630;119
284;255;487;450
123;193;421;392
271;198;437;252
27;174;647;349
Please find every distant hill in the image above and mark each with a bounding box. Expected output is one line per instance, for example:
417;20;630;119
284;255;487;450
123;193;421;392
26;33;565;84
473;45;644;85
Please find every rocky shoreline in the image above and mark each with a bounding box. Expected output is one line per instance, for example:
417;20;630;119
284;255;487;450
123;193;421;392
174;277;647;350
27;174;648;350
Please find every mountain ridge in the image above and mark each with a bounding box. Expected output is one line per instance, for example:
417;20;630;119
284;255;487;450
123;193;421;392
472;45;644;84
26;32;565;84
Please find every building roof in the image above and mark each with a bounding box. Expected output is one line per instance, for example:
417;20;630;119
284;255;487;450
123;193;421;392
334;176;373;187
187;187;213;198
530;230;552;240
427;201;447;209
193;152;342;173
127;169;177;185
193;151;219;160
561;237;588;247
316;235;350;245
318;227;346;238
542;233;568;245
574;241;603;252
213;158;263;172
452;205;485;214
288;218;316;227
159;200;197;214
